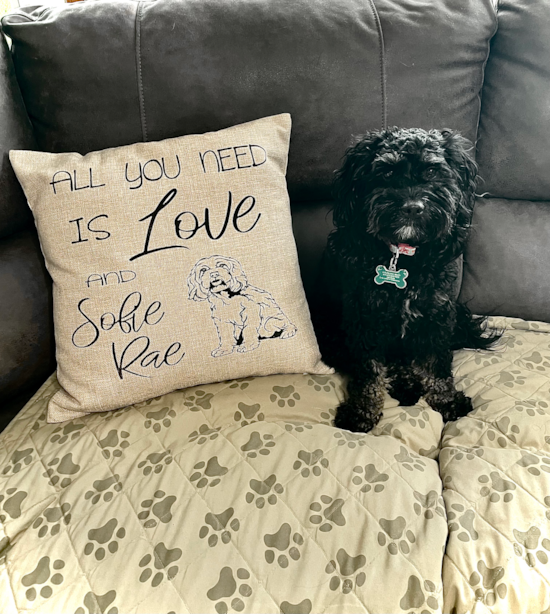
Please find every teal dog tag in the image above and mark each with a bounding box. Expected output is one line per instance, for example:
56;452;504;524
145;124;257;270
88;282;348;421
374;265;408;289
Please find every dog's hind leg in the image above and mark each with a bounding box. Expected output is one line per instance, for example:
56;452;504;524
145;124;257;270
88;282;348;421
334;360;386;434
413;353;473;422
387;363;423;406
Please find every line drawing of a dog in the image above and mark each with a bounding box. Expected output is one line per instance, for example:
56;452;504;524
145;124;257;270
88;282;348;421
187;255;297;357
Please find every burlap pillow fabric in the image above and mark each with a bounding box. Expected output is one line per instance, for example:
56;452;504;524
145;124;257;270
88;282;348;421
10;114;331;422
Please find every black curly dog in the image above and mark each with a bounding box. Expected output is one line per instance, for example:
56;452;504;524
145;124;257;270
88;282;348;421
313;127;500;433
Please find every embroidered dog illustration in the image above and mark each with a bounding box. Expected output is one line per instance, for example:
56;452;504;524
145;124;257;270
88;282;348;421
187;255;297;357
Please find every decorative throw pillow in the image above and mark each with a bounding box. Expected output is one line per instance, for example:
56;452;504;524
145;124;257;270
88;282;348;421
10;114;331;422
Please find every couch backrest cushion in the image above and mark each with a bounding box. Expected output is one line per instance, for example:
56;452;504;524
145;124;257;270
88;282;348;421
3;0;496;203
476;0;550;200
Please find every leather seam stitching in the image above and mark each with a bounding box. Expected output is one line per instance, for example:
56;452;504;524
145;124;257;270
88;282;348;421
367;0;387;130
135;1;148;142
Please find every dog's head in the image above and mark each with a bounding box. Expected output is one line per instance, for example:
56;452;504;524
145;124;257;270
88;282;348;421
333;127;477;255
187;255;248;301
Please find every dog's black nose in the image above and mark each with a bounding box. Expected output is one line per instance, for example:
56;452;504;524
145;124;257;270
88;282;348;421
402;201;425;217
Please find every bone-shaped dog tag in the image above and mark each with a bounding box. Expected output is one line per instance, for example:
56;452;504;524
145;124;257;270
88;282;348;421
374;265;408;289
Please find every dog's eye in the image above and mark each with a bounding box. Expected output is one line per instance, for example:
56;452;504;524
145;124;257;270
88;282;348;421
424;167;437;180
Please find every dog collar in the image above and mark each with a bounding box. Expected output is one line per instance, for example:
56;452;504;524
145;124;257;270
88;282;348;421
374;243;416;289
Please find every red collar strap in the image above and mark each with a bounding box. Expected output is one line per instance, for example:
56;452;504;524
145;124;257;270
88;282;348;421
390;243;417;256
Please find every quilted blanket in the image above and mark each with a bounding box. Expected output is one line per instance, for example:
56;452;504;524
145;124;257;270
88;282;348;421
0;316;549;613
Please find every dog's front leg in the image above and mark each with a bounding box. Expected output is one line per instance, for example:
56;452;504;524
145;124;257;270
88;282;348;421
413;352;472;422
334;360;385;434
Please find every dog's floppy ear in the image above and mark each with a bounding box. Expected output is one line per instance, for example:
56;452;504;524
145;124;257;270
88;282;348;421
225;256;247;292
440;129;478;200
187;261;209;301
332;131;384;228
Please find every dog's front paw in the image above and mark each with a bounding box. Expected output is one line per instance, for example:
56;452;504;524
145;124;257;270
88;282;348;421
237;341;260;353
280;325;297;340
334;401;381;434
432;391;473;422
212;345;235;357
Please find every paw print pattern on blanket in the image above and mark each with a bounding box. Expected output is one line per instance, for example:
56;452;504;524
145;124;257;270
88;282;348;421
264;523;304;568
22;556;65;602
2;447;34;475
240;431;275;458
377;516;416;555
84;518;126;561
478;471;516;503
74;590;118;614
233;402;264;426
43;453;80;488
325;549;366;593
32;503;71;538
138;491;177;528
184;390;214;412
0;488;27;521
199;508;240;547
513;526;550;567
307;375;336;393
189;424;221;445
333;430;368;449
293;450;329;477
84;474;123;504
49;422;85;445
516;451;550;476
245;474;284;508
206;567;253;613
138;543;182;587
351;464;389;493
280;599;313;614
137;450;173;476
413;490;445;520
190;456;229;488
270;385;301;408
447;505;479;542
394;447;426;472
144;406;177;433
399;576;439;613
97;429;130;459
309;496;346;532
467;560;507;607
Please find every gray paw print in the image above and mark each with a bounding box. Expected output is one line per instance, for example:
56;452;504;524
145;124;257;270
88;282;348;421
399;576;439;613
486;416;520;448
233;402;264;426
43;453;81;488
264;523;304;568
513;526;550;567
74;590;118;614
97;429;130;460
199;508;240;547
137;450;173;477
307;375;336;393
377;516;416;555
22;556;65;602
245;474;284;508
334;430;368;449
516;451;550;476
0;488;28;521
84;518;126;561
138;491;177;528
144;406;177;433
495;370;527;388
190;456;229;488
84;474;123;505
32;503;72;538
270;385;301;408
240;431;276;458
139;543;182;587
398;406;431;429
468;560;507;607
325;549;366;593
478;471;516;503
189;424;221;445
515;399;548;417
447;504;479;542
545;496;550;521
521;350;550;372
228;377;254;390
207;567;252;613
284;421;313;433
394;446;426;472
413;490;445;520
2;447;34;475
447;446;484;462
293;449;329;477
351;464;389;493
50;423;85;445
184;390;214;412
309;496;346;532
